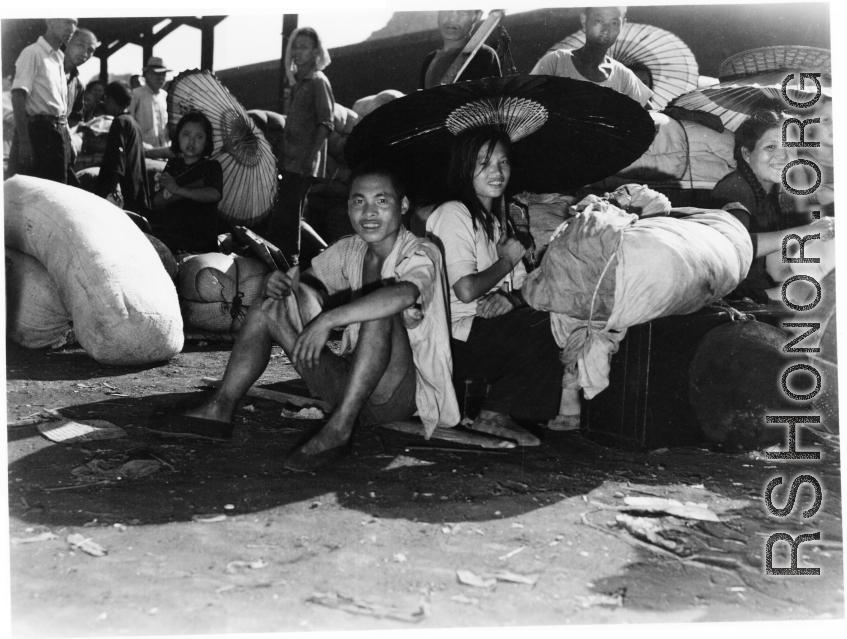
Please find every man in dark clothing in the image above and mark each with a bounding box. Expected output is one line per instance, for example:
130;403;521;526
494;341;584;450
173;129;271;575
419;10;501;89
95;81;149;213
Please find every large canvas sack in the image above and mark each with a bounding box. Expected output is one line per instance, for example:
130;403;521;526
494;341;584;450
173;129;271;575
523;204;753;398
4;175;183;364
5;248;75;349
178;253;270;332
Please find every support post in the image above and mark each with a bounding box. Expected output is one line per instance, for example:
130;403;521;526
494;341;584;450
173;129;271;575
279;14;298;114
200;17;215;71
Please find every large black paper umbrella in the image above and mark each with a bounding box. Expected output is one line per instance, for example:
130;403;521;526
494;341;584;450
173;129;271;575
671;70;832;132
168;69;277;225
545;22;698;110
345;75;656;197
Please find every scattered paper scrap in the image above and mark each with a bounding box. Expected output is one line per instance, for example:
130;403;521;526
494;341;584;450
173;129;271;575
11;532;58;545
575;593;623;609
456;570;496;589
193;514;227;523
392;553;407;563
623;496;720;522
281;407;326;420
616;514;678;551
226;560;268;573
38;419;127;444
494;571;540;586
498;546;525;561
66;533;107;557
307;591;429;623
451;594;479;605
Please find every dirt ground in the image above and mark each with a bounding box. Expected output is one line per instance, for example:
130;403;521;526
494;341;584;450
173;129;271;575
5;338;845;636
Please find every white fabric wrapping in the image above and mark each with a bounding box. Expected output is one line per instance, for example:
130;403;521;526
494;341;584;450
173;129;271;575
524;205;753;398
4;175;183;364
5;248;75;349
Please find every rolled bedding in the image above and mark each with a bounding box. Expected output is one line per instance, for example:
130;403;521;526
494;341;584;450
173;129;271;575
522;197;753;398
4;175;183;364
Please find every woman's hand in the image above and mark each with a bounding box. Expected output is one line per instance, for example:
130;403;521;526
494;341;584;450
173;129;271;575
807;216;835;242
477;290;517;319
263;270;298;300
291;314;331;370
159;172;180;195
496;233;526;268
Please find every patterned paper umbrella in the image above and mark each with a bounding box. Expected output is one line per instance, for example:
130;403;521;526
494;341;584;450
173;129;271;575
719;46;831;82
543;22;699;109
345;75;655;199
671;70;832;132
167;69;277;225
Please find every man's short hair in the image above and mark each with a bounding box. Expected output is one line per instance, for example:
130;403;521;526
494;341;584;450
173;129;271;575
70;27;100;47
583;6;628;19
349;160;407;203
105;81;133;110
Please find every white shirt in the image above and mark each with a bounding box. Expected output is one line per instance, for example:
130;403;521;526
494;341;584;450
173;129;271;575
531;49;653;107
12;36;68;117
130;85;170;147
426;201;527;342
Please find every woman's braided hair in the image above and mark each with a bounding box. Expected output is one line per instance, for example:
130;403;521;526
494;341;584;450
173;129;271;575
733;108;785;228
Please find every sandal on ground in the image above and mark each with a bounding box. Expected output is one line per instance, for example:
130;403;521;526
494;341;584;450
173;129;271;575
283;423;353;472
145;414;233;442
468;413;541;447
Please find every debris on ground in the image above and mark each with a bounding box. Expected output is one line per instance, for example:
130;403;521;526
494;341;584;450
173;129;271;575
493;571;540;586
11;532;58;545
575;592;624;609
7;408;63;429
193;515;227;523
71;455;162;483
450;594;479;605
456;570;496;589
622;496;720;522
306;591;429;623
498;546;525;560
38;419;127;444
66;534;107;557
225;560;268;573
615;514;680;551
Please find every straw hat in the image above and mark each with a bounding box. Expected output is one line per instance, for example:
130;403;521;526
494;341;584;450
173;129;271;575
719;46;831;82
143;56;172;73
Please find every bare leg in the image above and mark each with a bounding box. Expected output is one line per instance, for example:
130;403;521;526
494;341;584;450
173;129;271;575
186;288;318;424
291;312;413;457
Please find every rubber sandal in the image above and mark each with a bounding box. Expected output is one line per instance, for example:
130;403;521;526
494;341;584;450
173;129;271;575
545;413;581;432
145;414;233;442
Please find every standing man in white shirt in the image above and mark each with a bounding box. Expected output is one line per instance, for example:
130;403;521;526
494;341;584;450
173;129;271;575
531;6;653;108
130;56;171;149
11;18;78;182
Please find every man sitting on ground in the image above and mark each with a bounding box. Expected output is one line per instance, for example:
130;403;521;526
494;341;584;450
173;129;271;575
149;163;460;472
531;6;652;108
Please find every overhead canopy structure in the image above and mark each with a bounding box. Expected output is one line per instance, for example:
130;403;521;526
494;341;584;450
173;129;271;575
2;16;226;81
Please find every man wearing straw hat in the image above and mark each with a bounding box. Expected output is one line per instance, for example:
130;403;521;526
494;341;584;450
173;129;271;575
531;6;652;107
130;55;171;148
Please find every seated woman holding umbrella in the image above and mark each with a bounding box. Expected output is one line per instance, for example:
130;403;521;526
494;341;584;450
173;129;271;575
149;111;224;254
426;127;569;445
710;108;835;304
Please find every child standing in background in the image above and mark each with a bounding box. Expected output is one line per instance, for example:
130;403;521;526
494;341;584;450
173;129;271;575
267;26;335;266
149;111;223;254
